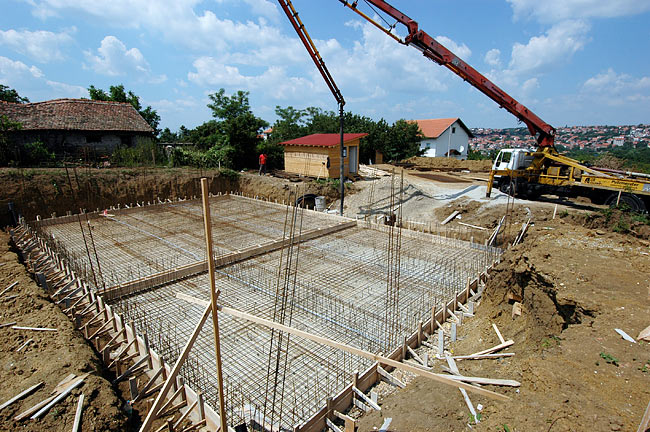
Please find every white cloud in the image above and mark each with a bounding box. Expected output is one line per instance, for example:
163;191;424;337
0;28;74;63
436;36;471;60
241;0;279;19
521;77;539;95
26;0;286;54
84;36;165;83
187;57;316;100
508;20;589;74
45;80;87;97
582;68;650;104
326;20;450;99
507;0;650;23
0;56;43;81
484;48;501;67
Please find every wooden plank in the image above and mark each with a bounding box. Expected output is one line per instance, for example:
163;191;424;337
0;281;18;296
378;418;392;432
469;340;514;357
72;393;84;432
352;386;380;411
376;365;405;388
0;382;44;410
446;357;477;421
492;323;506;344
442;374;520;387
12;326;57;332
175;293;510;401
452;353;515;360
637;398;650;432
138;303;212;432
441;211;460;225
31;377;84;419
325;418;343;432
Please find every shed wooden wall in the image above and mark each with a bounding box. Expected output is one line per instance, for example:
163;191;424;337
283;139;360;178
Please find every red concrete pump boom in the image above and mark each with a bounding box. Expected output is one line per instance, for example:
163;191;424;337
338;0;556;148
277;0;345;107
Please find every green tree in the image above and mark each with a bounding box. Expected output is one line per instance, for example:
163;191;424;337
383;119;422;161
0;115;23;166
0;85;29;103
88;84;161;135
159;127;178;143
207;88;268;169
268;105;307;144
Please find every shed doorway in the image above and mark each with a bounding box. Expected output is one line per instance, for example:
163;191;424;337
349;145;358;174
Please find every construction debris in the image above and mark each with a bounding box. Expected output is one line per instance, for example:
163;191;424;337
0;382;44;411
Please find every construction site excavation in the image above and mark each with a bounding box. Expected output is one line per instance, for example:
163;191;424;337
25;191;500;431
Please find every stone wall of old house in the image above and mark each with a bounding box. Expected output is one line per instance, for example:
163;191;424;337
5;130;151;158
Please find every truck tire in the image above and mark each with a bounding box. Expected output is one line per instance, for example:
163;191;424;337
604;192;647;212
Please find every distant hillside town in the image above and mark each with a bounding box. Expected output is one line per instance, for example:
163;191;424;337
471;124;650;153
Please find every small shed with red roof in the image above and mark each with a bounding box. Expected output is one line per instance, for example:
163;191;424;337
279;133;367;178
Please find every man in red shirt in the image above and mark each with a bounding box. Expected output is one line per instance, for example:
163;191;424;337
258;153;267;175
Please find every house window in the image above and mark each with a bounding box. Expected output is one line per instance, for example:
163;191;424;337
452;127;456;134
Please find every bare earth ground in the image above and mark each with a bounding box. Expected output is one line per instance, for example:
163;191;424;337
1;165;649;431
0;230;129;431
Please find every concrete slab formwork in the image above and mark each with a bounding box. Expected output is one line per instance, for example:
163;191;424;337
33;194;500;431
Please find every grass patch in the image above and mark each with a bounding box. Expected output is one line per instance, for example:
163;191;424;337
600;352;619;366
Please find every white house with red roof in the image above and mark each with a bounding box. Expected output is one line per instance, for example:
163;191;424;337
279;133;367;178
410;118;473;159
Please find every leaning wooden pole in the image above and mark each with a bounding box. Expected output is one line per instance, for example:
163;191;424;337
201;177;228;432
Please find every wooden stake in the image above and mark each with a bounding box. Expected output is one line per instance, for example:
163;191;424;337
200;178;228;432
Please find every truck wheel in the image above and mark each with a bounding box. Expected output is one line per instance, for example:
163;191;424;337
499;180;515;196
605;192;647;212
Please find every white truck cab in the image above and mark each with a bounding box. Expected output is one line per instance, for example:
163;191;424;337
492;148;535;171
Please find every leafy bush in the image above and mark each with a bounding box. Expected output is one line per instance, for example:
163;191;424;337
218;167;240;180
111;139;166;167
23;141;55;165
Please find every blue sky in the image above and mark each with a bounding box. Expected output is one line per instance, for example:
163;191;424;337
2;0;650;132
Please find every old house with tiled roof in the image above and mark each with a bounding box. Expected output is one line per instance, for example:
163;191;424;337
410;118;473;159
0;98;154;156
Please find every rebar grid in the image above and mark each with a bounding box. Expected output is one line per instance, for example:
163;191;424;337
36;195;500;430
38;197;338;290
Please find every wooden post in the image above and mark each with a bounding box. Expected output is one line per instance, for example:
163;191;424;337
200;178;228;432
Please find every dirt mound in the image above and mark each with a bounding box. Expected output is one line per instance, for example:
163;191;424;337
479;245;597;354
578;208;650;240
403;156;493;172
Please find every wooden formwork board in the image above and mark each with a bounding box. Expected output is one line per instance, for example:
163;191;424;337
10;224;222;431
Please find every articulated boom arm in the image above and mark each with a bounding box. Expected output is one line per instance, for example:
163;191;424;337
277;0;345;107
339;0;556;148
